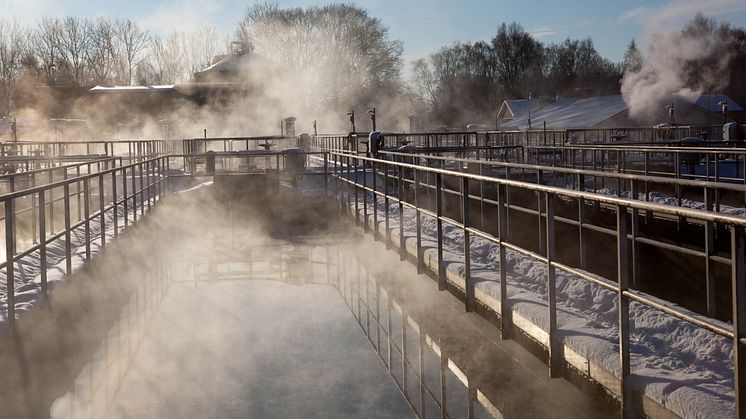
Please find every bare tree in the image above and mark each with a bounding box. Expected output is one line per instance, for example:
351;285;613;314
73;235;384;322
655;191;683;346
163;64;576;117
57;16;93;85
88;17;119;84
115;19;149;85
236;3;403;113
34;17;62;84
0;18;26;115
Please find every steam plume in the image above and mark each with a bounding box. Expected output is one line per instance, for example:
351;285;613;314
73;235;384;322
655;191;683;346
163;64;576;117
621;13;736;121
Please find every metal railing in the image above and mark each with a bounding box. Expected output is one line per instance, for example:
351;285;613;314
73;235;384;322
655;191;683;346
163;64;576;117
526;144;746;184
380;150;746;213
182;136;298;154
314;126;732;152
0;140;176;160
328;150;746;417
2;156;169;327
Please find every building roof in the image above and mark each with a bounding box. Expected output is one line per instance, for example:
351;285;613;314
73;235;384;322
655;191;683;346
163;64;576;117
501;95;628;129
498;98;542;120
192;52;268;81
90;85;175;93
695;94;744;112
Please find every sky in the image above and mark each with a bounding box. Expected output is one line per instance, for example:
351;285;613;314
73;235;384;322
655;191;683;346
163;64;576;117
2;0;746;76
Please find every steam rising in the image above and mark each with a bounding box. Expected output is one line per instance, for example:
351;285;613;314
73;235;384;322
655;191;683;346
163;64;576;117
621;14;736;121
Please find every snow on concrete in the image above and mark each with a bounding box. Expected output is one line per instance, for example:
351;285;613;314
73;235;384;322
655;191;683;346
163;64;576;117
339;185;736;418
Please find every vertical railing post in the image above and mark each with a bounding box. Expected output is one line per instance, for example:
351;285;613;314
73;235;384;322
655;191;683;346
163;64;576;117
537;170;545;255
497;183;511;339
436;172;445;291
132;165;139;222
385;162;391;249
398;165;405;261
546;192;560;377
123;167;130;226
415;168;423;274
705;187;717;317
99;174;106;247
324;153;329;197
631;181;640;290
64;184;72;275
83;178;91;260
139;162;145;216
362;158;368;231
5;198;15;326
732;227;746;419
38;190;47;300
463;177;473;312
112;170;118;237
578;196;587;270
618;204;633;417
372;160;378;240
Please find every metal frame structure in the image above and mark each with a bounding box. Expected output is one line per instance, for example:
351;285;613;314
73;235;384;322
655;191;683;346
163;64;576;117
380;150;746;213
182;136;298;154
0;140;177;160
526;144;746;184
2;156;169;327
328;150;746;418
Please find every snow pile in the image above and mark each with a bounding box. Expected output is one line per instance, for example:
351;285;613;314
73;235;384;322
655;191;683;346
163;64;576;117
343;190;736;418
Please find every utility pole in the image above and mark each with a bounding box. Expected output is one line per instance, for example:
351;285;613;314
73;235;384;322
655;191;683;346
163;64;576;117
527;93;532;130
313;120;317;136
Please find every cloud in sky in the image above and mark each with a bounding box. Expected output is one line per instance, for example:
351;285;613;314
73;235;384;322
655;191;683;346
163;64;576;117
620;0;746;29
529;26;564;39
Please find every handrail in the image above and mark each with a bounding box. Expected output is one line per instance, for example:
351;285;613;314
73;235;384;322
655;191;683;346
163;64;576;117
335;151;746;226
379;150;746;194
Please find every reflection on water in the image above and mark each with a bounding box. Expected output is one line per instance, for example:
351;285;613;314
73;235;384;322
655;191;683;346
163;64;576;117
52;198;610;419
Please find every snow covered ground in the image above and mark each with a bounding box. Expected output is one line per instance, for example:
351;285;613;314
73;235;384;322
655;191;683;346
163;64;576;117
339;189;737;418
